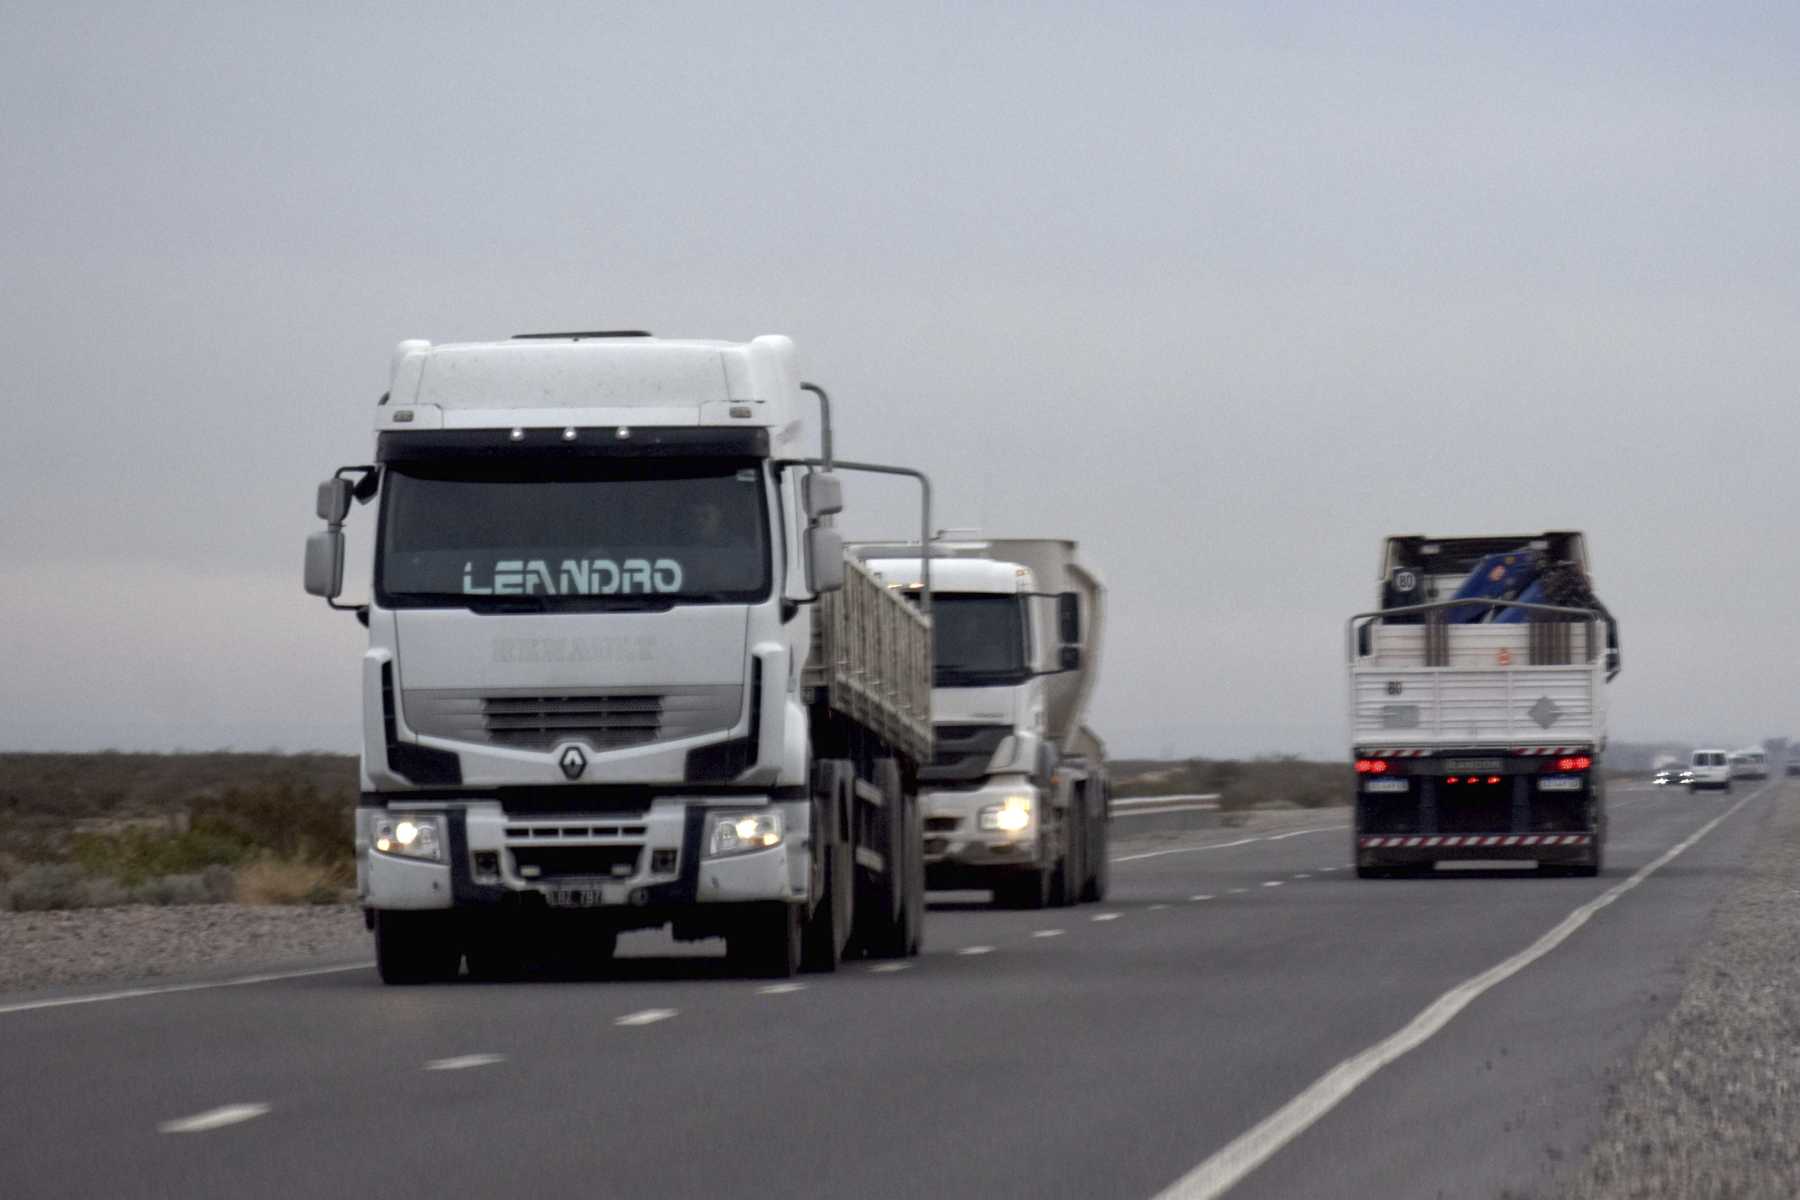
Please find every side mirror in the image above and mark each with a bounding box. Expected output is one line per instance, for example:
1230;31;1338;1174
1057;592;1081;644
802;471;844;520
317;477;352;525
806;525;845;593
304;530;345;599
1058;644;1081;672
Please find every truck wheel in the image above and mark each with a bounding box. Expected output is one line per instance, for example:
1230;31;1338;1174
374;910;461;985
874;758;908;934
868;789;924;958
1081;815;1110;903
801;789;844;973
729;903;802;979
1052;800;1080;908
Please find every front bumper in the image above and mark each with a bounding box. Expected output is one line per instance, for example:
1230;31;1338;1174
919;782;1044;886
358;796;809;913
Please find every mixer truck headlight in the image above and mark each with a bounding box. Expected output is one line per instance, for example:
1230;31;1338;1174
978;793;1034;832
371;815;443;862
705;809;784;858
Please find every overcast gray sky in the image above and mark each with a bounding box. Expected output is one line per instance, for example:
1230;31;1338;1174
3;2;1796;757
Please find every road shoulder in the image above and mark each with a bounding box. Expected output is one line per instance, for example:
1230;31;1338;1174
1562;783;1800;1198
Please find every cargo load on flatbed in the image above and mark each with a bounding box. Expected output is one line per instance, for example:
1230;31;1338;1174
1347;531;1620;878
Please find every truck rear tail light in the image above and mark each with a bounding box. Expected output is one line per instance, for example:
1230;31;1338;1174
1556;756;1593;772
1354;759;1389;774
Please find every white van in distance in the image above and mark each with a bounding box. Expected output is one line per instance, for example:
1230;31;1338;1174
1687;749;1731;793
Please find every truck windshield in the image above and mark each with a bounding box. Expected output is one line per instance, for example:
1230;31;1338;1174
376;458;770;608
930;594;1029;687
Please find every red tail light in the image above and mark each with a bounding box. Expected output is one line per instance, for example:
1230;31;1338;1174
1575;756;1591;770
1355;759;1390;774
1487;776;1501;785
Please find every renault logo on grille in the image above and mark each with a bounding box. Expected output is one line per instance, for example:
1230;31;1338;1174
558;745;588;780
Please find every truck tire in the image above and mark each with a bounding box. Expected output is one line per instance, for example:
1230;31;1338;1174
374;910;461;985
1081;813;1110;903
1052;796;1081;908
729;902;802;979
868;788;925;958
873;758;908;935
801;785;844;973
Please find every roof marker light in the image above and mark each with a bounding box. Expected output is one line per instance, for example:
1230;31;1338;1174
509;427;525;442
562;427;577;441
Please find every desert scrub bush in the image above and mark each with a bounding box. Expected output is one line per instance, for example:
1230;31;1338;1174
235;859;353;906
67;825;253;885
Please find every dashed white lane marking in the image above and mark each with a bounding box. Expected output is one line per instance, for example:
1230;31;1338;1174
615;1008;678;1027
159;1104;271;1134
1153;786;1762;1200
1111;826;1346;864
1092;912;1121;922
1033;929;1065;938
1190;894;1214;902
957;945;995;956
1262;881;1284;888
0;962;371;1017
1292;874;1312;880
757;983;806;995
1149;904;1170;911
868;962;911;973
425;1054;505;1071
1228;888;1248;894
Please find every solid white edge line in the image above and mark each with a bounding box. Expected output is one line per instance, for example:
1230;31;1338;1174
0;962;372;1017
158;1103;271;1134
1151;785;1763;1200
615;1008;678;1027
425;1053;505;1071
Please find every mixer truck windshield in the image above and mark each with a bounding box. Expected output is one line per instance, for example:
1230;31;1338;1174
929;594;1030;687
376;457;770;608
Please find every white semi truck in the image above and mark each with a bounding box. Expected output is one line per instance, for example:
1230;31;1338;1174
854;538;1108;908
1348;532;1621;877
305;331;931;981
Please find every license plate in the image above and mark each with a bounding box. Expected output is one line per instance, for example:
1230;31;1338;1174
1364;779;1410;794
1537;776;1583;792
547;886;606;908
1444;758;1504;773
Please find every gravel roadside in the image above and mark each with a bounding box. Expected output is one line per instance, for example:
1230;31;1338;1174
1560;785;1800;1199
0;904;370;994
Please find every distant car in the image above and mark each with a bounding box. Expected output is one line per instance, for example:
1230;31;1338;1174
1687;749;1731;793
1729;750;1768;781
1652;769;1681;786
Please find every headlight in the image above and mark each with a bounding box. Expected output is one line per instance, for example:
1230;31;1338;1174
372;814;443;862
979;792;1034;832
706;809;784;858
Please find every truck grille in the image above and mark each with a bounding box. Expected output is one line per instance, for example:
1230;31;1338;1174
484;694;663;749
402;685;742;752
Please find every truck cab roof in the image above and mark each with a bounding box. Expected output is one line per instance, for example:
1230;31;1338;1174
373;333;807;454
861;556;1034;595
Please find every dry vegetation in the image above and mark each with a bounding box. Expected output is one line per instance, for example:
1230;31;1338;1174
1113;755;1350;810
0;753;358;911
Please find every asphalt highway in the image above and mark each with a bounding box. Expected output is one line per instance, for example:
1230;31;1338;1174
0;780;1776;1200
